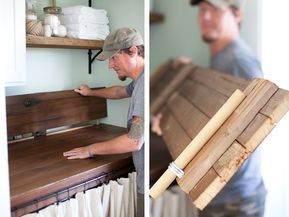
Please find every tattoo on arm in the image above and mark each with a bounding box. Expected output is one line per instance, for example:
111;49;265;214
128;117;144;145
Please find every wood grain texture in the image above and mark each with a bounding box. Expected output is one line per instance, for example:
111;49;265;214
160;107;192;159
6;88;107;137
190;88;289;210
180;80;227;118
190;67;249;97
9;124;133;209
150;62;289;209
189;168;225;210
26;35;103;49
177;79;278;193
238;88;289;151
150;63;195;115
150;89;245;199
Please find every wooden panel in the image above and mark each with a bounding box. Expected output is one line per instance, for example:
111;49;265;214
160;107;192;159
190;142;248;210
9;124;132;208
180;80;227;118
150;131;172;182
190;67;249;97
237;114;273;151
260;88;289;122
6;88;107;137
150;60;172;89
150;63;195;115
189;88;289;209
26;35;103;49
238;89;289;151
189;168;225;210
177;79;278;193
213;142;247;181
166;92;209;158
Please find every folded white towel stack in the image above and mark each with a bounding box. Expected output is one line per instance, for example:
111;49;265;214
62;5;110;40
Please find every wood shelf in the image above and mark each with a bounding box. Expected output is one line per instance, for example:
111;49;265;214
26;35;104;49
150;12;164;24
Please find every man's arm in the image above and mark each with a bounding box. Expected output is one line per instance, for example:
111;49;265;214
63;116;144;159
74;84;129;99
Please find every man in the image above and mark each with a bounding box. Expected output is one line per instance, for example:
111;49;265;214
190;1;266;216
153;1;266;216
63;27;144;217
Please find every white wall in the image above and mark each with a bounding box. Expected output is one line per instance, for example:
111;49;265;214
1;1;13;216
150;0;209;73
261;1;289;216
5;0;144;128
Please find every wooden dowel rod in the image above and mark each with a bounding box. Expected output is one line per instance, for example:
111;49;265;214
149;89;246;199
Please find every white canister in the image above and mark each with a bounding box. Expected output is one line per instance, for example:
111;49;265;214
44;14;59;28
43;25;52;37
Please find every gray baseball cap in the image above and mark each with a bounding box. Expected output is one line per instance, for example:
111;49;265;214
190;0;242;9
97;27;144;61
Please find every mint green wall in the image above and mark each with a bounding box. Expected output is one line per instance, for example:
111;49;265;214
150;0;259;73
6;0;144;128
150;0;209;73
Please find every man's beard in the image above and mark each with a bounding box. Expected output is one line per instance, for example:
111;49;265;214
118;75;127;81
202;35;216;43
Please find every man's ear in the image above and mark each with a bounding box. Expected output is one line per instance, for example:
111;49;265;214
233;9;243;25
129;46;138;57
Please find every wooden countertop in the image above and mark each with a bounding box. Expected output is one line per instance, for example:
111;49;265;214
9;124;134;208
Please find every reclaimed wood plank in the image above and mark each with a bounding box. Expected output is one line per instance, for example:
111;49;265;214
160;107;192;159
190;67;249;97
166;92;209;158
180;80;227;118
177;79;278;193
151;63;195;115
6;88;107;137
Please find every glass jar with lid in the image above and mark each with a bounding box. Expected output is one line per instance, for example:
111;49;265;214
43;6;62;28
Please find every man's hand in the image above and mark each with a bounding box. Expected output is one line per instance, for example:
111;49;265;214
151;113;163;136
63;145;93;160
172;56;192;69
74;84;91;96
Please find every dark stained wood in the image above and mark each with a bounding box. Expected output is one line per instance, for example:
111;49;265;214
150;13;164;24
26;35;104;50
9;124;133;209
150;131;172;183
6;88;107;137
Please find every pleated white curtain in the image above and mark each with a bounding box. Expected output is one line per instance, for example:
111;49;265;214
22;172;137;217
150;185;199;217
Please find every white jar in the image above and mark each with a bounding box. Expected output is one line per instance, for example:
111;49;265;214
44;14;59;27
43;25;52;37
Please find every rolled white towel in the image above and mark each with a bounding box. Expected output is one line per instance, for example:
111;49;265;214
62;5;107;16
63;14;109;25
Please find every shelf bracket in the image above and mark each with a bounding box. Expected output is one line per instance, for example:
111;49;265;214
88;49;103;74
87;0;103;74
